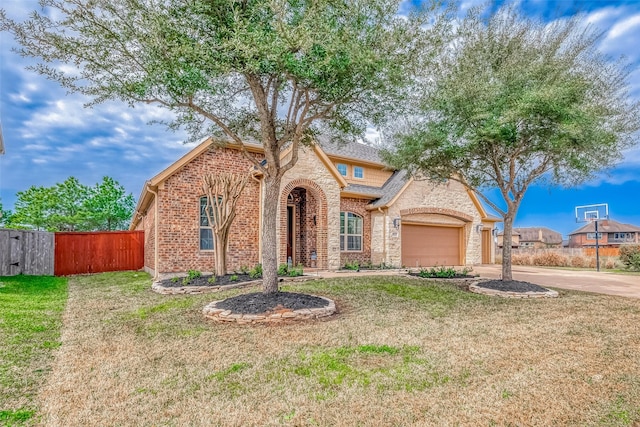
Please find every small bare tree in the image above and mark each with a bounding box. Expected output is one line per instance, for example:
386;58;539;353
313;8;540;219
202;172;250;276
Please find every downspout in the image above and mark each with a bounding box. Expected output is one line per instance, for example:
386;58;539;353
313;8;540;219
147;184;160;281
378;207;387;265
250;170;263;264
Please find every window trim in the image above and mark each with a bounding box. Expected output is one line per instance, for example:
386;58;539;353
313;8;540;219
353;166;364;179
340;211;363;252
586;232;603;240
199;196;217;251
336;163;348;176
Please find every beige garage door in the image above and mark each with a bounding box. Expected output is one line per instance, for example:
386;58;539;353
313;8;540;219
401;224;461;267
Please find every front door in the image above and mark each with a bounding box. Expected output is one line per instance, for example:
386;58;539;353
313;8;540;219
287;205;294;264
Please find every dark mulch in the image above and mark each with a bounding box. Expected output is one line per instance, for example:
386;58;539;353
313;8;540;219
159;274;259;288
215;291;329;315
476;279;551;293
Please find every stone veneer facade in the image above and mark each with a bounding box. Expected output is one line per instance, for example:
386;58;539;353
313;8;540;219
278;147;342;270
371;179;484;267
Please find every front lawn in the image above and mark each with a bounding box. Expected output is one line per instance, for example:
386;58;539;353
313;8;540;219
24;272;640;425
0;275;67;426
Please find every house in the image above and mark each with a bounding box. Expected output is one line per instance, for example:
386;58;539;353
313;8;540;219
568;220;640;248
496;230;520;249
130;138;500;276
497;227;562;249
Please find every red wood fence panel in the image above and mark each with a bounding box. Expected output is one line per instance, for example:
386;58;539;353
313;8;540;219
584;247;620;257
54;231;144;276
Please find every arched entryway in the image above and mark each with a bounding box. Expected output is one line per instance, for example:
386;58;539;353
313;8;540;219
279;179;328;269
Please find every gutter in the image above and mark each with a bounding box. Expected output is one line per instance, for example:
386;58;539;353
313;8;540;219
147;184;160;281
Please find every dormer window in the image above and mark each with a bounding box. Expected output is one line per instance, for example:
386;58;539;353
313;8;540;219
337;163;347;176
353;166;364;179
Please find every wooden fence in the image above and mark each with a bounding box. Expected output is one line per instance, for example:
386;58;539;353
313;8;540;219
54;231;144;276
0;229;55;276
511;247;620;257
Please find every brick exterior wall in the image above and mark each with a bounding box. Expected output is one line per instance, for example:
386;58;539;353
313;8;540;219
135;198;156;275
279;148;342;270
279;179;329;269
339;197;372;267
139;146;263;274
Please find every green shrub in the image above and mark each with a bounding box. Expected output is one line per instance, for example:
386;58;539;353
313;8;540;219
239;265;249;274
207;276;217;284
182;269;202;285
288;264;304;277
230;274;239;282
344;259;360;270
619;245;640;271
278;263;289;276
249;264;263;279
417;266;457;278
187;269;202;280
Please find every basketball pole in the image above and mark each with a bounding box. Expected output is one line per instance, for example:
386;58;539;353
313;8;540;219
595;219;600;272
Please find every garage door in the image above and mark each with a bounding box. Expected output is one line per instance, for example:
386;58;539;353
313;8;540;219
401;224;461;267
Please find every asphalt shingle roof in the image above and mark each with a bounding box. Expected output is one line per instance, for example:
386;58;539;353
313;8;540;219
568;219;640;235
316;135;384;164
368;170;409;208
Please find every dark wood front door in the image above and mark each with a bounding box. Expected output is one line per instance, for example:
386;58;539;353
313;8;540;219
287;205;294;263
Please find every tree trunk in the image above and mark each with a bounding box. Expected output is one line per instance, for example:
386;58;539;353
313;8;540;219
214;232;227;276
262;174;282;294
501;214;514;281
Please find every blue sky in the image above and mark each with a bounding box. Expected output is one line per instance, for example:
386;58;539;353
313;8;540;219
1;0;639;238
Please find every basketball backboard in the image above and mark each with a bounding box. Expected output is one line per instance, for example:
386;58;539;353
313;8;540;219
575;203;609;223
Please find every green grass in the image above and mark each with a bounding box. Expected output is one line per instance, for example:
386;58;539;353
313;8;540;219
13;272;640;426
0;275;67;426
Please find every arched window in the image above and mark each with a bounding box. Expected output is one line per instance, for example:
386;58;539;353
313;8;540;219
340;212;363;251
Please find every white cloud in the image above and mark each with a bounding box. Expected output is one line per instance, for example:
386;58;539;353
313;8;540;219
9;93;31;103
608;14;640;39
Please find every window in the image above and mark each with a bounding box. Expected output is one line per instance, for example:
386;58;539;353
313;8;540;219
199;196;218;250
611;232;633;241
337;163;347;176
340;212;363;251
586;232;603;240
353;166;364;179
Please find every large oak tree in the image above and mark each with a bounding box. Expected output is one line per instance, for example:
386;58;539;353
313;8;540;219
383;4;640;280
2;0;446;292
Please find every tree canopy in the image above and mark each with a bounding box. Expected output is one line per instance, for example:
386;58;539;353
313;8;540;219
6;176;135;231
383;4;640;280
2;0;447;291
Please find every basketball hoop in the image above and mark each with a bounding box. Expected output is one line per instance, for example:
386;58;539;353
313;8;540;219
574;203;609;272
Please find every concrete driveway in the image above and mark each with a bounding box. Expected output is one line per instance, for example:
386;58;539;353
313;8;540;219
473;264;640;299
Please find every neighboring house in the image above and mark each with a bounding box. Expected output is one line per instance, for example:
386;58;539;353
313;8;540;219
497;227;562;249
130;137;500;276
568;220;640;248
496;231;521;249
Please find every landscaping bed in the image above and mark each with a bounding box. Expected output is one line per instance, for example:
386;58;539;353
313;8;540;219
214;291;330;314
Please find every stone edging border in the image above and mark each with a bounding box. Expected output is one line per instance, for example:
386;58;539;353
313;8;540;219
202;295;336;324
469;282;559;298
151;276;317;295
